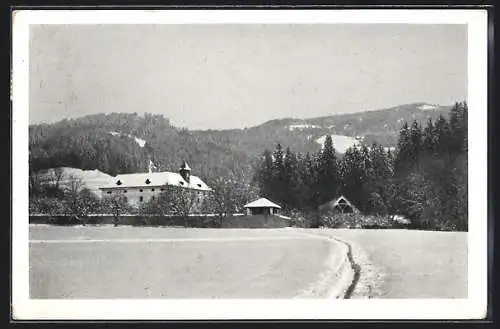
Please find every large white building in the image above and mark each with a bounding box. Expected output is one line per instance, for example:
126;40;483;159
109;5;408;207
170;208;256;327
99;161;212;207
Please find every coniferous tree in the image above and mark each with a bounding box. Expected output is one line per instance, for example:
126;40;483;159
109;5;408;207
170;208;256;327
409;120;423;171
299;152;317;210
316;135;339;206
449;101;468;155
367;142;393;214
283;147;299;210
393;122;412;177
422;118;436;156
271;143;286;204
434;114;451;161
461;102;468;153
256;149;274;200
339;145;365;211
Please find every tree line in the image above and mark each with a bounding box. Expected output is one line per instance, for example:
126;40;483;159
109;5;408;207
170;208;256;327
254;102;468;231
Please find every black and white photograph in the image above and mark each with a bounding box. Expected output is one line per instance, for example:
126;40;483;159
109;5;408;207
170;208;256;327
12;9;488;320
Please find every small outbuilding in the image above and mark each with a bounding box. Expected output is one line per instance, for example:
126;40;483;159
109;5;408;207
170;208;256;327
244;198;282;216
318;195;359;214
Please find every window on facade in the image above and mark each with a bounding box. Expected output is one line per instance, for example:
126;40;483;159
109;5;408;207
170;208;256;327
160;188;164;191
139;189;143;192
107;191;112;194
152;188;155;192
152;196;155;201
124;190;127;193
139;196;143;202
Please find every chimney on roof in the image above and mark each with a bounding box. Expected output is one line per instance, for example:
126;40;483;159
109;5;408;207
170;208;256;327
179;161;191;183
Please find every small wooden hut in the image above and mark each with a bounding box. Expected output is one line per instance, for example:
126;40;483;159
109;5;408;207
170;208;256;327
243;198;282;216
318;195;359;214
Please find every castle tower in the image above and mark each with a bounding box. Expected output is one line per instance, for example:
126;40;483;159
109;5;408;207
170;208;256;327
179;161;191;182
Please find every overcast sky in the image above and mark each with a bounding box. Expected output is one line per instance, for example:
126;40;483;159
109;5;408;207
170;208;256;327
29;24;467;130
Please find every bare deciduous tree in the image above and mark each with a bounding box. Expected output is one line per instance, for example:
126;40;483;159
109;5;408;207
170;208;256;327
159;185;200;227
63;174;91;224
101;193;129;226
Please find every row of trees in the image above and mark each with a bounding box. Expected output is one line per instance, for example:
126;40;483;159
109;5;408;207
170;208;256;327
254;138;391;212
254;102;468;231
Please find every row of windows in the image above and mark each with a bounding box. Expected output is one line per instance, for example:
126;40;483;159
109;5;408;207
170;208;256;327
103;192;156;203
139;196;154;202
115;180;204;188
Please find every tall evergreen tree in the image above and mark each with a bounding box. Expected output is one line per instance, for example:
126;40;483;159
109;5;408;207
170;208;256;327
283;147;299;210
393;122;412;176
422;118;436;156
299;152;317;210
434;114;451;160
339;145;365;211
256;149;274;199
409;120;423;171
367;142;393;214
449;101;468;154
316;135;339;205
271;143;286;204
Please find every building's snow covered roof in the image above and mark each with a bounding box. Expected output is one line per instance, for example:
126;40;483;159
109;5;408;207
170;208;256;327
99;171;212;191
319;195;359;213
244;198;281;209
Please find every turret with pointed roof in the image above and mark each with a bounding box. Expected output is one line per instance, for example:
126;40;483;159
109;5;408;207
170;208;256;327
179;161;191;182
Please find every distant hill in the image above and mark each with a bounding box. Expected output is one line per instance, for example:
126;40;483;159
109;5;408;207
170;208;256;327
191;102;450;159
29;102;453;185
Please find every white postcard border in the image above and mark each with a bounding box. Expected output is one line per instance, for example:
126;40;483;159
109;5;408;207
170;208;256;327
12;9;488;320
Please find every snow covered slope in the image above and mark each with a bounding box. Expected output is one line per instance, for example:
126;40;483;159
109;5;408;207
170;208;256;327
315;134;362;154
109;131;147;148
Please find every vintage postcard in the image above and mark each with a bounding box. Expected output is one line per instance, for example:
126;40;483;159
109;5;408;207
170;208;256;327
12;9;488;320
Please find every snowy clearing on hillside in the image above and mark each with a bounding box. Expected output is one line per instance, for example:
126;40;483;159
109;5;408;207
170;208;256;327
109;131;147;148
315;134;361;153
315;135;395;154
287;124;321;131
417;104;440;111
131;135;147;147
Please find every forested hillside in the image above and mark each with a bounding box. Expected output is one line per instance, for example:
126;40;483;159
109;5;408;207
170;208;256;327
29;102;452;186
29;113;255;184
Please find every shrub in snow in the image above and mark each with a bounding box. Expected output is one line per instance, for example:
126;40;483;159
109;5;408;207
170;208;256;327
318;211;404;229
288;209;313;228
